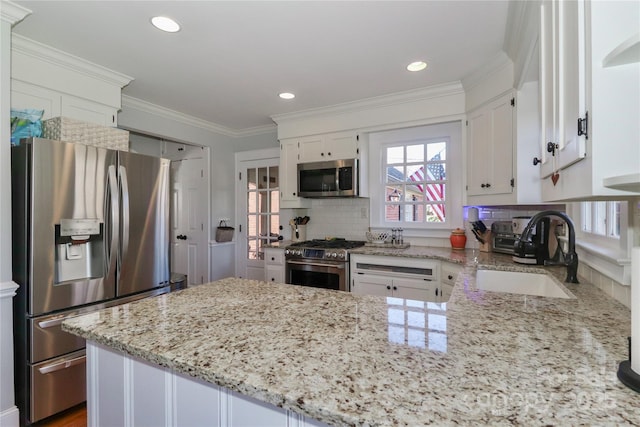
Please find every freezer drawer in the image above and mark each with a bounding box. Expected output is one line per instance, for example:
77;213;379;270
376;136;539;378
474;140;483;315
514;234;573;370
30;310;85;363
30;350;86;423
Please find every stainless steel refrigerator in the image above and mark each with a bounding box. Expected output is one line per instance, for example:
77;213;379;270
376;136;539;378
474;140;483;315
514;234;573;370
12;138;170;424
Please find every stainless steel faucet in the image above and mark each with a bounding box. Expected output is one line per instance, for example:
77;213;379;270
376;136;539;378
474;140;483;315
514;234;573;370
519;210;579;283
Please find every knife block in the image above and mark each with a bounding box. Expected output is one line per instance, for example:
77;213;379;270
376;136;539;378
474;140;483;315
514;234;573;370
478;231;492;252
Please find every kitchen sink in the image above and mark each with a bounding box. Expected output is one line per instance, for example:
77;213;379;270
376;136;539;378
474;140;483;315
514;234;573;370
475;270;575;299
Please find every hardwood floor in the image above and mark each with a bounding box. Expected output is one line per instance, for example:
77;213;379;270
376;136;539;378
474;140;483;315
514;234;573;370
34;404;87;427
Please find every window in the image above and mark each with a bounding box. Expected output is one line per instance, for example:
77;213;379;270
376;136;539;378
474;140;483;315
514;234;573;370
383;140;448;224
581;201;620;238
246;165;280;260
368;121;463;232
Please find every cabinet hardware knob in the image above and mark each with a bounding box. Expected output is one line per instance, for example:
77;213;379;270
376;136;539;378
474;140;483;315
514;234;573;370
533;157;541;166
486;183;491;188
271;278;275;281
392;286;397;291
448;275;453;280
321;153;325;156
271;257;275;261
328;152;331;156
481;183;486;188
386;285;391;290
436;288;439;296
547;142;558;156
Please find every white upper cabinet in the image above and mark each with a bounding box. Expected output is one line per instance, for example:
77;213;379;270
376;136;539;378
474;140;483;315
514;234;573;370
539;0;640;200
10;35;132;128
466;91;515;200
298;131;359;163
279;139;311;208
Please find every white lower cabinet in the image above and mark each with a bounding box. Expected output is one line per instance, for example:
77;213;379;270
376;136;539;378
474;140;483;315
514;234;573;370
264;247;286;283
87;341;328;427
350;255;451;303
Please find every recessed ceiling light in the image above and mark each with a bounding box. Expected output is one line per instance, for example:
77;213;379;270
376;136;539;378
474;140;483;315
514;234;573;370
407;61;427;72
151;16;181;33
279;92;295;100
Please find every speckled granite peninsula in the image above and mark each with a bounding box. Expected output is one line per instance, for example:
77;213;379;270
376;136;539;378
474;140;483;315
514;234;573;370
63;248;638;426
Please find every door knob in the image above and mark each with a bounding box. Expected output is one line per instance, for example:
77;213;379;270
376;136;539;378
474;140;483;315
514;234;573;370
177;235;187;240
533;157;541;166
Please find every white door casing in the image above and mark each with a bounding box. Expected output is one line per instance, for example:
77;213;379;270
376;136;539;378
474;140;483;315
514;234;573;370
171;157;208;285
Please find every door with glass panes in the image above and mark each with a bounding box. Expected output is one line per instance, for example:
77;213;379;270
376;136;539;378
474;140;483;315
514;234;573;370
238;159;280;280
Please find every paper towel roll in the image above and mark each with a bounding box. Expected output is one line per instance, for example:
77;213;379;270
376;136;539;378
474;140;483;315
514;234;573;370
468;207;479;222
632;247;640;373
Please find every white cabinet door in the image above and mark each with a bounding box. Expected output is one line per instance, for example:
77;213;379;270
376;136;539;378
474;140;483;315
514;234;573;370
467;92;514;198
393;277;436;301
352;274;392;297
539;0;587;181
298;135;325;163
279;139;310;208
61;95;118;127
298;132;358;163
324;132;358;160
11;80;62;120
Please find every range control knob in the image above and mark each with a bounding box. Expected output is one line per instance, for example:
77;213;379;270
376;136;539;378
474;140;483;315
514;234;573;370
338;253;345;259
285;249;290;255
332;252;338;258
296;250;302;256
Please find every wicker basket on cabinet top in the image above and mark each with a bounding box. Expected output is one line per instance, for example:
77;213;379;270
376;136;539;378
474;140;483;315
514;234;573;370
42;116;129;151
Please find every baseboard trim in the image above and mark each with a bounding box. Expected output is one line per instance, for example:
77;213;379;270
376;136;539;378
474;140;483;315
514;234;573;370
0;406;20;427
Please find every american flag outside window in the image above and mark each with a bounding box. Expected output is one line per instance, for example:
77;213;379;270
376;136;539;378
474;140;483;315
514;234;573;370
408;152;445;221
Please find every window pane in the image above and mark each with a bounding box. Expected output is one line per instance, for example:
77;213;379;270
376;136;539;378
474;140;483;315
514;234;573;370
405;184;423;202
387;146;404;164
385;204;402;222
247;192;257;214
387;166;404;183
247;168;257;190
424;183;445;203
595;202;606;235
425;163;446;181
405;164;424;183
406;144;424;163
582;202;592;232
386;185;404;202
425;204;445;222
258;167;268;189
269;190;279;214
405;204;424;222
427;142;446;161
270;214;280;238
247;238;258;259
269;166;279;189
248;214;257;236
610;201;621;238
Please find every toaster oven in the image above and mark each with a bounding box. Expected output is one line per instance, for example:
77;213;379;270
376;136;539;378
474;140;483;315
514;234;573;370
491;221;519;255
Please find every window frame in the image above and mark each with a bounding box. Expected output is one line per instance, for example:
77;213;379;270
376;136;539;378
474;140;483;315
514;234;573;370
580;201;621;240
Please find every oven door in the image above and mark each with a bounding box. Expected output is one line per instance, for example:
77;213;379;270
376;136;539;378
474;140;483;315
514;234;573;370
285;259;348;292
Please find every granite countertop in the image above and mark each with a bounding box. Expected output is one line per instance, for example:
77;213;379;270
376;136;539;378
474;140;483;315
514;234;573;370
63;247;637;426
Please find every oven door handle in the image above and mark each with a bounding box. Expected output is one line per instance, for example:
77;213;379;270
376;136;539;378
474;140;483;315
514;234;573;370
286;260;345;269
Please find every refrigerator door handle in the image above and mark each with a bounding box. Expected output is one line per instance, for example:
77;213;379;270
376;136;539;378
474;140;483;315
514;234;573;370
119;165;130;263
107;165;119;279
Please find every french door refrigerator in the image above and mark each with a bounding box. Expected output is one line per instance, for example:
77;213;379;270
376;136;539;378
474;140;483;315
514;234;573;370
12;138;170;424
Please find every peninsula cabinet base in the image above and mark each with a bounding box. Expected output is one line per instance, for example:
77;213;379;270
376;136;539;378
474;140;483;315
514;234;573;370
85;342;328;427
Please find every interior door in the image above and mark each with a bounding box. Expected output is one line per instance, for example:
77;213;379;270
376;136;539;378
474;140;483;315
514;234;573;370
170;157;208;285
236;158;280;280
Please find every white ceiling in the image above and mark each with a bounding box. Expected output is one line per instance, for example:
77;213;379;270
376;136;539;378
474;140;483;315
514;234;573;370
11;1;511;133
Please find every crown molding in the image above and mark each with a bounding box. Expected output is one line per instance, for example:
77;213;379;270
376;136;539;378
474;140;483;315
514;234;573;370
271;81;464;125
461;51;512;91
11;34;133;88
0;1;31;25
121;95;276;138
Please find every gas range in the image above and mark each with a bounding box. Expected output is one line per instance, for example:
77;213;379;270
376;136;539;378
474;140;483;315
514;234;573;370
285;239;366;261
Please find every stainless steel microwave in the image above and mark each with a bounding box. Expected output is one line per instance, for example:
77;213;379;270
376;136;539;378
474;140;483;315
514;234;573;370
297;159;359;198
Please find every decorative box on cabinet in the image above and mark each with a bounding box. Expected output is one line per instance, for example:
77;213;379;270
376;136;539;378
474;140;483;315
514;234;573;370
264;247;285;284
539;0;640;200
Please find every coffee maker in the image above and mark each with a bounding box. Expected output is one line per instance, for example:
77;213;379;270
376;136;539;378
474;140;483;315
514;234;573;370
513;217;553;265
